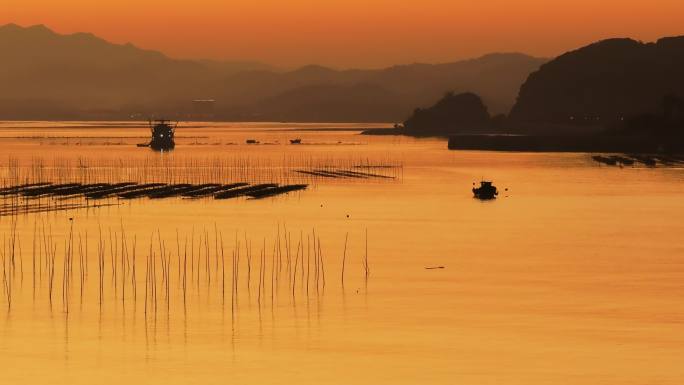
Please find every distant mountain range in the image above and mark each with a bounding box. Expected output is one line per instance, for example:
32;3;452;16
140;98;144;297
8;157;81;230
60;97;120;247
0;23;271;119
0;23;546;121
509;35;684;126
364;33;684;140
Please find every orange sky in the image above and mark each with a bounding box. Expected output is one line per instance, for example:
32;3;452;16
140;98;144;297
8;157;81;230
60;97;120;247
3;0;684;68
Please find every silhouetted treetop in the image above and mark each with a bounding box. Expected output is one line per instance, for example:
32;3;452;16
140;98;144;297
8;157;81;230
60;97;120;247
403;92;491;134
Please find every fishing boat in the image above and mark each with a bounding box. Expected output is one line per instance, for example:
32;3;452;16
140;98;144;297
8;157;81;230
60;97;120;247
141;120;176;151
472;181;498;200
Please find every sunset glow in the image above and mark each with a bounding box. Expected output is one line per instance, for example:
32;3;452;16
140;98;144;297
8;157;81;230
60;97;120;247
4;0;684;67
2;0;684;383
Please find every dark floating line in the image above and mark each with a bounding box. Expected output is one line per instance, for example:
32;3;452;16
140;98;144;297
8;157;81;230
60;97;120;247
214;184;279;199
0;182;53;195
85;183;167;199
0;182;310;215
295;168;395;179
336;169;396;179
247;184;308;199
590;153;684;167
295;170;343;178
118;184;193;199
181;183;249;198
21;183;82;197
50;183;112;196
147;185;199;199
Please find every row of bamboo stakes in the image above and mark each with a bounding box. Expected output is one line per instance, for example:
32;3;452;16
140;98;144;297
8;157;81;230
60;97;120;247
0;155;401;186
1;219;370;316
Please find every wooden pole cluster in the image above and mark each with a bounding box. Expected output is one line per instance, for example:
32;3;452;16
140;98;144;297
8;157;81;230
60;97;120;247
0;221;371;315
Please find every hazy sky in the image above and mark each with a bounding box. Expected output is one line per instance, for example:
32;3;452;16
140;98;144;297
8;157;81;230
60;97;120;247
3;0;683;68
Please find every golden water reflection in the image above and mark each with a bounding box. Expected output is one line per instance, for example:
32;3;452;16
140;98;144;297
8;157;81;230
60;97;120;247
0;122;682;384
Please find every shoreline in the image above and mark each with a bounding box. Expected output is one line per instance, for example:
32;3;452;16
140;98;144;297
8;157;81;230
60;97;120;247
447;134;684;153
363;128;684;154
361;127;447;138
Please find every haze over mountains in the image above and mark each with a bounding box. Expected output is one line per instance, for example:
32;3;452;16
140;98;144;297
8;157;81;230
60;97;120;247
0;23;546;121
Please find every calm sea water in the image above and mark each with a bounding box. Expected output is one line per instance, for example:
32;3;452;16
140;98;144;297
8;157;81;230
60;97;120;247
0;122;682;385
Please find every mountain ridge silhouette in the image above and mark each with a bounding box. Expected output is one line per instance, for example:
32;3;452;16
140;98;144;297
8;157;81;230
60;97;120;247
509;35;684;126
0;23;545;121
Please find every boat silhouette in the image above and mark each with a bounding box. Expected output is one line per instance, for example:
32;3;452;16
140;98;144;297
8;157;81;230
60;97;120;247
472;181;498;200
138;120;176;151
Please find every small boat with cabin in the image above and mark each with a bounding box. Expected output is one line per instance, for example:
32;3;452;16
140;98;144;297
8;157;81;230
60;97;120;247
145;120;176;151
472;181;498;200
